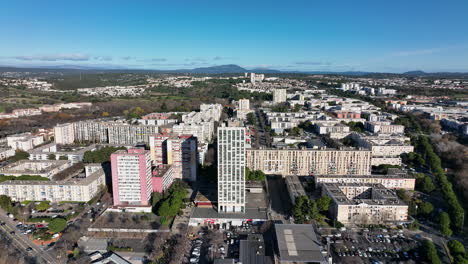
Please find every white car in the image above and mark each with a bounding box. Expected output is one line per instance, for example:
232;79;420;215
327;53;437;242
189;257;199;263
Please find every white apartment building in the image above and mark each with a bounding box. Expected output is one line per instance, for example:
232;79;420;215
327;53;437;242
238;99;250;110
218;127;246;213
0;164;106;202
0;160;73;178
273;89;287;103
323;183;409;225
172;122;214;143
73;120;109;143
107;123;159;145
352;133;414;166
250;73;265;84
246;148;372;176
7;133;44;151
0;148;15;160
54;123;75;145
365;122;405;134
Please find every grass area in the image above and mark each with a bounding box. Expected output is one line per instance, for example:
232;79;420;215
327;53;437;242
0;175;50;183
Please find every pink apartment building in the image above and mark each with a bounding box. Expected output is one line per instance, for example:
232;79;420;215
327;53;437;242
111;148;152;207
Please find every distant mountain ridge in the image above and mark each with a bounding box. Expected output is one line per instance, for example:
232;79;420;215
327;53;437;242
0;64;467;77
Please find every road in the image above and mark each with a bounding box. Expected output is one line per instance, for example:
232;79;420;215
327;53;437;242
254;108;271;147
265;176;292;223
0;209;58;263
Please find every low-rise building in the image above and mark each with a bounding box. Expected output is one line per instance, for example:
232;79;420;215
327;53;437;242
314;170;415;190
322;183;409;225
365;121;405;134
7;132;44;151
0;164;105;202
151;165;175;193
0;160;73;178
28;143;97;163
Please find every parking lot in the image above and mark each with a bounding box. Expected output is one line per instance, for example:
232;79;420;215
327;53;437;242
183;222;258;264
321;228;422;264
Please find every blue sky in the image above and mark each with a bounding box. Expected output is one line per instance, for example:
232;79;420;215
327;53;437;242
1;0;467;72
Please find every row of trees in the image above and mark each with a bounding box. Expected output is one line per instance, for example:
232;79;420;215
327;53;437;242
153;180;189;223
82;146;126;163
414;136;464;231
292;195;331;224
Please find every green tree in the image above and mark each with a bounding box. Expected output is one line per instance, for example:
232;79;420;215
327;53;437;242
439;212;453;237
316;196;331;212
59;155;68;160
247;112;256;125
416;174;435;193
448;240;466;256
152;192;163;207
47;154;56;160
417;201;434;217
48;218;67;233
422;240;442;264
0;195;13;212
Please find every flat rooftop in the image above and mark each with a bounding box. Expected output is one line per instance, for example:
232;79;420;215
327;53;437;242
323;183;406;206
274;224;326;263
0;160;71;175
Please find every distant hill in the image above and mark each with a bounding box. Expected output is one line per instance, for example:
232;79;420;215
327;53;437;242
0;64;467;78
187;64;247;74
403;70;427;76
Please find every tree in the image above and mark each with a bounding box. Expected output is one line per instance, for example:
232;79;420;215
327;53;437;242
448;240;466;256
316;196;331;212
101;111;109;117
0;195;12;212
47;154;56;160
152;192;163;207
439;212;453;237
246;113;256;125
59;155;68;160
48;218;67;233
422;240;442;264
416;174;435;193
417;201;434;217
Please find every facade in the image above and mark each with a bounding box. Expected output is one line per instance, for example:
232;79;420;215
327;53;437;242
107;123;159;145
246;148;372;176
322;183;409;225
238;99;250;110
366;122;405;134
111;148;152;207
151;165;175;193
314;172;415;190
0;148;15;160
73;121;109;143
149;134;198;181
273;89;287;103
333;111;361;119
250;73;265;84
352;133;414;166
7;133;44;151
218;127;246;213
54;123;75;145
0;164;105;202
